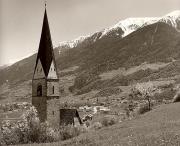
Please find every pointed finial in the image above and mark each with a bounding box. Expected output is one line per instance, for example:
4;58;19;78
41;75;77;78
45;0;47;8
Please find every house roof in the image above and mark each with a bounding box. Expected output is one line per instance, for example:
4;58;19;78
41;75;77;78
34;8;57;77
60;109;83;125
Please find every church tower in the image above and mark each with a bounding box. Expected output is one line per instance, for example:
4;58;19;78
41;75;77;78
32;6;60;127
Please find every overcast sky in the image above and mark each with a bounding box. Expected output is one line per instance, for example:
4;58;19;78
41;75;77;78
0;0;180;66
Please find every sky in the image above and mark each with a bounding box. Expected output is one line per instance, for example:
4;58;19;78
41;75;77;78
0;0;180;66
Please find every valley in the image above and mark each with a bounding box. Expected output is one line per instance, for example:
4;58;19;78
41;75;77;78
1;10;180;146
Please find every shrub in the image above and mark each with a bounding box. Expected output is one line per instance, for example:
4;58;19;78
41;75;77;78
84;121;90;127
90;122;102;130
0;139;5;146
0;121;20;145
136;104;150;115
59;125;86;141
122;100;137;118
38;122;59;143
101;116;117;127
1;106;59;145
155;88;175;102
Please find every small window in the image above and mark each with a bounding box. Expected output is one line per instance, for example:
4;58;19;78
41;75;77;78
52;86;55;94
52;111;55;115
40;68;42;72
37;85;42;96
54;68;56;71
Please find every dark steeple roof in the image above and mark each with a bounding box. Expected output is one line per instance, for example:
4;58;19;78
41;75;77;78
34;8;57;77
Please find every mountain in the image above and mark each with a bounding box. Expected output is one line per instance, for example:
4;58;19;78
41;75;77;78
66;22;180;94
1;11;180;102
57;10;180;49
0;64;10;70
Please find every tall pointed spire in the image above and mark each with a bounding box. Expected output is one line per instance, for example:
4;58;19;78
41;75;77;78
32;3;60;125
34;6;56;77
45;0;47;8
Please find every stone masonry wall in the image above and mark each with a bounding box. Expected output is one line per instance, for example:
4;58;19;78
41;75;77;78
47;81;59;97
32;96;47;122
32;79;47;97
32;79;60;126
32;79;47;122
47;98;60;128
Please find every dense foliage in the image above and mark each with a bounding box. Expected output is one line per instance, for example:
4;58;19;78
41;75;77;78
0;106;58;145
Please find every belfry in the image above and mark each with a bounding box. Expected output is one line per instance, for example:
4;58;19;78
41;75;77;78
32;6;60;126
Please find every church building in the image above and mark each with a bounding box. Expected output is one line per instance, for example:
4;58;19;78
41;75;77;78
32;6;82;127
32;7;60;127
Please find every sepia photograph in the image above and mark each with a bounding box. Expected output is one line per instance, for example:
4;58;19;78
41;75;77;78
1;0;180;145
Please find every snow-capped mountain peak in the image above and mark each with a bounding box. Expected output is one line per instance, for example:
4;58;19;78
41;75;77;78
58;35;91;49
100;10;180;38
58;10;180;49
100;17;159;38
162;10;180;29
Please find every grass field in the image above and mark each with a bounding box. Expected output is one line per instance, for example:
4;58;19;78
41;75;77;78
12;102;180;146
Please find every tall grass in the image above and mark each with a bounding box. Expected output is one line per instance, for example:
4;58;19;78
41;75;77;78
100;116;117;127
59;125;86;141
122;132;180;146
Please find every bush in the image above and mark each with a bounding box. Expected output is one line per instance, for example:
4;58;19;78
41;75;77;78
90;122;102;130
122;100;137;118
101;116;117;127
136;104;150;115
155;88;175;102
59;125;86;141
1;120;22;145
84;121;91;127
38;122;59;143
1;106;59;145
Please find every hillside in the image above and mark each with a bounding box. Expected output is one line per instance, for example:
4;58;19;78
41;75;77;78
67;102;180;146
14;102;180;146
66;102;180;146
69;22;180;94
1;12;180;103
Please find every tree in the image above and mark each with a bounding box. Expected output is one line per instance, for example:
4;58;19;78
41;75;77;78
134;82;157;111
